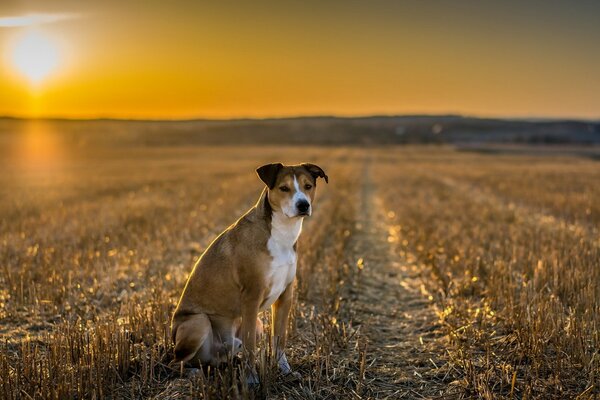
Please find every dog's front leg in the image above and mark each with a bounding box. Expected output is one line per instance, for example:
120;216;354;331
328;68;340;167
240;289;261;385
272;282;294;375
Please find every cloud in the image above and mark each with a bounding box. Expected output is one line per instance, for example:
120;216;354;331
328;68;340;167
0;13;81;28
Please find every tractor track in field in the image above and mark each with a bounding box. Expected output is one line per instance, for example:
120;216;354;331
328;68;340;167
344;160;452;399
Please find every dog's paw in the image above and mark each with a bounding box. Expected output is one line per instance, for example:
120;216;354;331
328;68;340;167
229;337;242;354
183;368;202;379
245;369;260;386
276;352;293;375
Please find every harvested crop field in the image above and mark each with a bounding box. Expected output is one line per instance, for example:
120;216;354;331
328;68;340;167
1;143;598;399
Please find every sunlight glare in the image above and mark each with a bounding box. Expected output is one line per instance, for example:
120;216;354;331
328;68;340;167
10;30;60;85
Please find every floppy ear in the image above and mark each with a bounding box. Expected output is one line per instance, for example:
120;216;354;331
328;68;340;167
302;163;328;184
256;163;283;189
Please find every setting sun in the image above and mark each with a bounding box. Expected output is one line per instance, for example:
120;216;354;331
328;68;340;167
0;2;599;119
10;30;59;85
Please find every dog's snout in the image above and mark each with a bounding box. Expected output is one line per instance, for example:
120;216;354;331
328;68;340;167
296;200;310;214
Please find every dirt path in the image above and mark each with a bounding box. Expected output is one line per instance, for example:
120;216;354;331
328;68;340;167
346;161;450;399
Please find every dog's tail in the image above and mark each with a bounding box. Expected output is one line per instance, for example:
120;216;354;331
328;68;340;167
171;312;212;364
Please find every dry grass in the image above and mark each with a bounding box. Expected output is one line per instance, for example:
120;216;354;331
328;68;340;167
0;146;370;399
1;143;598;399
374;147;599;398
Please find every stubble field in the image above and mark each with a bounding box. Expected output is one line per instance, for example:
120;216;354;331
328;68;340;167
1;142;598;399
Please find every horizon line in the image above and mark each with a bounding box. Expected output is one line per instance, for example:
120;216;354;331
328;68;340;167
1;112;599;123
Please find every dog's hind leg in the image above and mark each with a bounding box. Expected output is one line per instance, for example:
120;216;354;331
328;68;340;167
233;317;264;343
211;316;243;359
172;313;213;364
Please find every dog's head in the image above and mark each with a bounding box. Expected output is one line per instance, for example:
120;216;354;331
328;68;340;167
257;162;328;218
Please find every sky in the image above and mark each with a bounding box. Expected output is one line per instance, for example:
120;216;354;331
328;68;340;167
0;0;599;119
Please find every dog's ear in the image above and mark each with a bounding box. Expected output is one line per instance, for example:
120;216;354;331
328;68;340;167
302;163;328;184
256;163;283;189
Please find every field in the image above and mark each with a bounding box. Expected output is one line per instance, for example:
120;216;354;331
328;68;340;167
1;137;599;398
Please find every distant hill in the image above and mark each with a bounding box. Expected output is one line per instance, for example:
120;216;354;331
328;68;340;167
1;115;599;147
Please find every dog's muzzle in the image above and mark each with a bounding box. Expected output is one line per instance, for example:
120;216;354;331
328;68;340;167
296;200;310;216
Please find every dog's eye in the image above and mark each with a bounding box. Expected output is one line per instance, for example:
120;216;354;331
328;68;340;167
304;184;313;190
279;186;290;192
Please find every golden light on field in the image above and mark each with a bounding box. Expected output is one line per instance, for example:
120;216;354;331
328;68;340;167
2;121;69;215
10;30;60;86
12;120;64;170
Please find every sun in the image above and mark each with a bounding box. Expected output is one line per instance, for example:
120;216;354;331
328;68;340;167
10;30;60;85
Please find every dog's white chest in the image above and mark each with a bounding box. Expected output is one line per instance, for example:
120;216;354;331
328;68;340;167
262;214;302;310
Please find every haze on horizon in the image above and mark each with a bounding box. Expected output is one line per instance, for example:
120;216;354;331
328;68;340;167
0;0;599;120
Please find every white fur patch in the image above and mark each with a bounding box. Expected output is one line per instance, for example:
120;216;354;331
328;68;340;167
262;210;302;310
281;176;311;217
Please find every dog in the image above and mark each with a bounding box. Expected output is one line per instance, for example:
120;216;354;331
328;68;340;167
171;162;328;383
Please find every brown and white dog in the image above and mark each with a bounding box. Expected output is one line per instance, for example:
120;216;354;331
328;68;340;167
171;162;328;383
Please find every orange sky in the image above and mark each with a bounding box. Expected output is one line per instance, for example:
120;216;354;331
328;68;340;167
0;1;599;119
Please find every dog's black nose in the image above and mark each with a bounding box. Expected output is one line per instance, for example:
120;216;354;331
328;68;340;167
296;200;310;214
